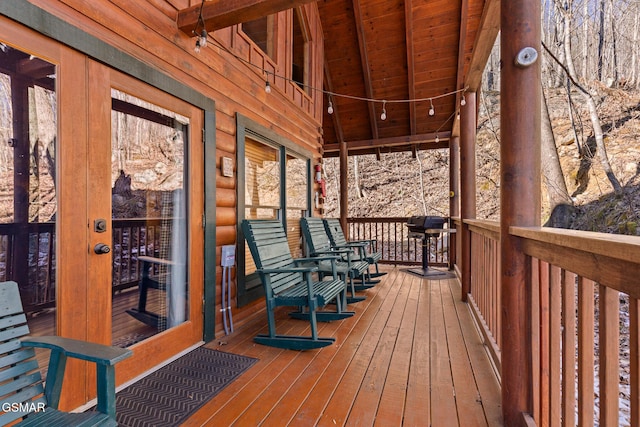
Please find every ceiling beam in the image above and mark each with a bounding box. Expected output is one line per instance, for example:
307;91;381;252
465;0;500;91
177;0;316;33
452;0;469;138
404;0;417;136
352;0;379;140
323;131;452;153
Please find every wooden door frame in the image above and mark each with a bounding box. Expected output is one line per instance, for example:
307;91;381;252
0;4;218;407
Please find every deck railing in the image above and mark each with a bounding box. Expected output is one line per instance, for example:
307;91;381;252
0;219;164;313
347;217;451;266
462;219;640;427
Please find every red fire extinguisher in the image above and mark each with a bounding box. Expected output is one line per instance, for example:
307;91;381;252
315;164;326;197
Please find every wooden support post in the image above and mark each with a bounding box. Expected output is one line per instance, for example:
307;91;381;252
460;92;476;302
500;0;541;423
339;140;348;239
11;76;30;297
449;135;460;268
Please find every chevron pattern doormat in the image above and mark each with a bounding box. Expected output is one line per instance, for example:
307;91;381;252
115;347;258;426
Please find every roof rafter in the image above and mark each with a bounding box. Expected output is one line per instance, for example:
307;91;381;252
404;0;417;136
452;0;469;137
177;0;316;33
352;0;379;140
466;0;499;91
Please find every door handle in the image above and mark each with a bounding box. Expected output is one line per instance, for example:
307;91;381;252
94;243;111;254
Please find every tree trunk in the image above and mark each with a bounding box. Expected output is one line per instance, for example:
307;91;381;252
353;156;363;199
582;0;589;80
632;12;639;87
541;85;572;209
598;0;605;82
554;0;623;193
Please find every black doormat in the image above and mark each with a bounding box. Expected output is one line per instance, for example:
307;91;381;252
115;347;258;427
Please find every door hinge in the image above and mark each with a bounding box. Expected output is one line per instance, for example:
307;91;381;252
202;212;206;228
202;128;205;144
202;298;206;313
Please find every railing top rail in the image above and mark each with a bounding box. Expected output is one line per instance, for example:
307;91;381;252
512;225;640;299
347;217;413;223
511;225;640;265
464;219;500;232
347;216;452;224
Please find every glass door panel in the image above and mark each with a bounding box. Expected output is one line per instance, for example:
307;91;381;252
110;89;189;346
0;45;58;369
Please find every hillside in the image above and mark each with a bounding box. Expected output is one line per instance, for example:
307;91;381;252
323;87;640;235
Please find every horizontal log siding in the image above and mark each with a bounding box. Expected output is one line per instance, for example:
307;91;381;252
29;0;325;337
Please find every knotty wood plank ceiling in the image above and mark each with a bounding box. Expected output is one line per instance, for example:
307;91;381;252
319;0;492;157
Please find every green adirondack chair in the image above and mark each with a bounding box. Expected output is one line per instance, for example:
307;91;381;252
323;218;387;278
300;217;375;301
241;219;353;350
0;281;132;427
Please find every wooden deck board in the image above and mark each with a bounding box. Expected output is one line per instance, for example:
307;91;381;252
184;266;502;426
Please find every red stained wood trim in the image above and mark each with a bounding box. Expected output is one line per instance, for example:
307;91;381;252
177;0;317;33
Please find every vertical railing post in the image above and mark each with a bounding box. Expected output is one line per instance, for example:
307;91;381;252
500;0;541;423
449;136;460;269
339;141;349;239
460;92;476;302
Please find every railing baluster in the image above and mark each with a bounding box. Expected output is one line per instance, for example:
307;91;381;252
599;284;620;427
562;271;577;427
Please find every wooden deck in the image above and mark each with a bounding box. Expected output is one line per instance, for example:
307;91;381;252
184;267;503;426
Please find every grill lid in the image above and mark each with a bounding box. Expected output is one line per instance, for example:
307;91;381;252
406;216;445;232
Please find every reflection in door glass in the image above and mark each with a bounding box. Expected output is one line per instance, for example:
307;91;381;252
0;45;57;354
110;89;189;347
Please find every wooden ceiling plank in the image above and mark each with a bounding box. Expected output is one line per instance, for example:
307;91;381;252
324;60;345;145
352;0;379;140
405;0;417;136
177;0;316;33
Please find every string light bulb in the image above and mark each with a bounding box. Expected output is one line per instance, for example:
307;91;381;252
380;101;387;121
265;80;271;94
327;100;334;115
428;99;435;116
435;134;440;143
194;39;202;54
460;94;466;106
199;29;208;48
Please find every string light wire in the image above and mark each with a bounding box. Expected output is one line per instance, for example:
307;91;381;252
207;37;467;108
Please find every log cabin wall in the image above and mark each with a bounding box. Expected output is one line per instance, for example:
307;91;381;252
16;0;326;337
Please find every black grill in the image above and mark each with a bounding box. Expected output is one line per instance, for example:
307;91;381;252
406;216;445;237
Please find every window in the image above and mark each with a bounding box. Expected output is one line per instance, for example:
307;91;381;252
243;138;280;276
285;154;308;258
242;16;275;59
292;10;310;93
236;116;311;306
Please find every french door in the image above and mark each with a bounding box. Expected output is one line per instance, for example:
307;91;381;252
87;62;204;383
0;18;204;409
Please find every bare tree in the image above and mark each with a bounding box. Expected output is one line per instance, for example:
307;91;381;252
541;85;572;209
547;0;623;193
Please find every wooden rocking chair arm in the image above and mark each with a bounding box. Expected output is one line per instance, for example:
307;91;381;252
21;336;133;366
259;266;319;274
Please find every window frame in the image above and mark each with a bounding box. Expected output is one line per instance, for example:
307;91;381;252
236;114;312;306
